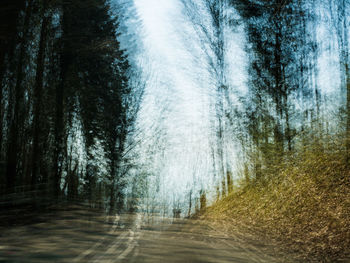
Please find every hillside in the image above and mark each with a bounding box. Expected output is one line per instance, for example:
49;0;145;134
202;141;350;262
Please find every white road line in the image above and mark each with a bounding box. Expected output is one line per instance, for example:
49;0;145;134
75;213;143;263
73;214;120;262
91;231;129;263
115;213;143;261
116;230;135;261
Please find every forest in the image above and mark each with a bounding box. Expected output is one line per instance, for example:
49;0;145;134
0;0;141;210
0;0;349;262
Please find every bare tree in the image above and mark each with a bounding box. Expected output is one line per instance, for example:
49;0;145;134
179;0;235;197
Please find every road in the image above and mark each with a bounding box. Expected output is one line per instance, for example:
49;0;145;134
0;205;297;263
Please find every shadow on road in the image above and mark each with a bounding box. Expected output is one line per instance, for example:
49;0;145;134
0;205;300;263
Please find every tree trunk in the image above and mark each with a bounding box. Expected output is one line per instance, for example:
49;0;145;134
284;92;292;152
226;171;233;193
109;156;116;211
6;0;33;193
53;3;71;199
187;190;192;217
0;49;5;156
32;11;50;191
0;0;26;156
273;21;284;153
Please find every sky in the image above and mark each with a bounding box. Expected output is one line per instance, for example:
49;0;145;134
133;0;219;209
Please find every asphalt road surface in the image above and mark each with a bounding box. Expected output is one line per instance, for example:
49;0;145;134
0;205;298;263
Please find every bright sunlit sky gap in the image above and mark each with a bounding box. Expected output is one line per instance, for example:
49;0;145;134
133;0;218;206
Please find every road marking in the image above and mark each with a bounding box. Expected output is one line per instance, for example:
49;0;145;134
116;230;135;261
91;231;129;263
74;213;143;263
73;214;120;262
116;213;143;261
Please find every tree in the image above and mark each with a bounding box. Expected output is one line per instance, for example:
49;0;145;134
180;0;235;196
329;0;350;159
232;0;317;179
0;0;137;210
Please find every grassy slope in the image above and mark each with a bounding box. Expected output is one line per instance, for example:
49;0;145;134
203;144;350;262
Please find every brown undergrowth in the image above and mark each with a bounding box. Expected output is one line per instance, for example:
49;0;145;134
202;140;350;262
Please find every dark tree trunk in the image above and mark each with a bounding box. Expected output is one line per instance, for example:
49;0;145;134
284;92;292;152
0;2;26;153
6;0;33;193
52;65;66;199
187;190;192;217
0;49;5;156
32;11;50;192
52;3;71;199
109;155;116;211
273;23;284;153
